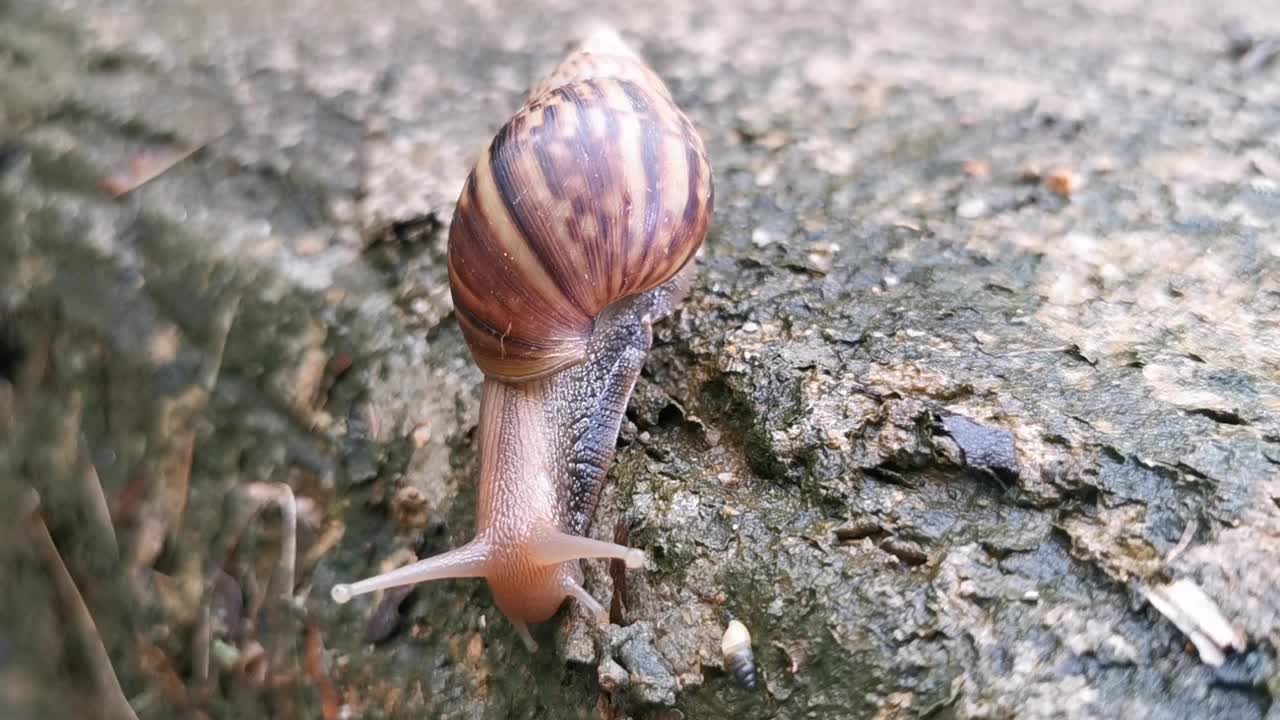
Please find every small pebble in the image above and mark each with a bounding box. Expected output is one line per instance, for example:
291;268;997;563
598;657;630;692
1045;168;1082;197
963;159;990;179
956;197;988;219
411;422;432;448
293;233;328;256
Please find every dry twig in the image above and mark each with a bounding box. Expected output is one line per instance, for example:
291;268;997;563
27;489;139;720
99;129;229;199
305;626;343;720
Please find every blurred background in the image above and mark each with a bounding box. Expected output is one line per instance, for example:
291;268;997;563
2;0;1278;718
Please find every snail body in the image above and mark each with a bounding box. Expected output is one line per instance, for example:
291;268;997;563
331;29;713;650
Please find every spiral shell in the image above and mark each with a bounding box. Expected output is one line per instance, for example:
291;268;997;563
721;619;758;690
447;30;714;382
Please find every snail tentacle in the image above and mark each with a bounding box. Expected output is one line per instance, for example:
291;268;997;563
512;621;538;652
528;528;646;569
563;574;610;623
329;538;493;604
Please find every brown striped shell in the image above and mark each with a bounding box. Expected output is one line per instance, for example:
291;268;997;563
447;30;714;382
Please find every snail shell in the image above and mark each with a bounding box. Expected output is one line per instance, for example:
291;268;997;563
447;28;714;382
721;619;758;690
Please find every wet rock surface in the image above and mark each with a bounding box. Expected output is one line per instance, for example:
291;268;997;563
2;0;1278;718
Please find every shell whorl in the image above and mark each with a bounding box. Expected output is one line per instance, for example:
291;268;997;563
721;619;758;690
447;30;714;382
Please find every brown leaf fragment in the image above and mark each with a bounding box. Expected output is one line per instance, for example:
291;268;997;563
136;636;205;717
299;521;346;580
305;626;343;720
100;143;208;199
609;521;631;624
316;351;355;412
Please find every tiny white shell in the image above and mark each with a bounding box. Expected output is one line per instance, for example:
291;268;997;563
720;619;758;690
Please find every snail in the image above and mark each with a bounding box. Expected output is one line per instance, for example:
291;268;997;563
330;28;714;651
720;619;758;690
